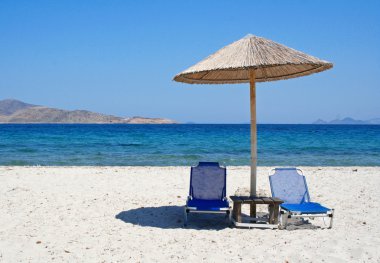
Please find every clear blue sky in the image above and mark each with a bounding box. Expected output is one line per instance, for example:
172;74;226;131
0;0;379;123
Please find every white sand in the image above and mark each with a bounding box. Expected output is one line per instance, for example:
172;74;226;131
0;166;379;262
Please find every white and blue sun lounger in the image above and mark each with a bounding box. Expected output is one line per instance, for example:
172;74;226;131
269;168;334;229
184;162;231;226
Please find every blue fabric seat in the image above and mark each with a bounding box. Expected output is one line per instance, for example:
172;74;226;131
184;162;231;226
187;199;229;211
269;168;334;228
281;202;330;214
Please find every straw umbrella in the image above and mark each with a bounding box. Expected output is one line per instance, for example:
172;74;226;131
173;34;332;197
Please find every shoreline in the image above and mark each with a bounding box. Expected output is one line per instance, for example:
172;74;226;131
1;165;379;168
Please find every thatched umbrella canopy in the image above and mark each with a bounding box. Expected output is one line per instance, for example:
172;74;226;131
173;34;333;196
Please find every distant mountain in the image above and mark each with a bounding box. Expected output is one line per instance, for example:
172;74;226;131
0;99;177;124
313;119;327;125
313;117;380;125
124;116;177;124
0;99;36;115
329;117;368;125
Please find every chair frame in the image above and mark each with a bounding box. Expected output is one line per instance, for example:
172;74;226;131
269;168;334;229
184;163;232;226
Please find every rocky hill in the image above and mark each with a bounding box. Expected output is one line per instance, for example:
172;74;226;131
124;116;178;124
0;99;35;115
0;99;177;124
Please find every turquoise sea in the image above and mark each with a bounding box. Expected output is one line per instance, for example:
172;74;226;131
0;124;379;166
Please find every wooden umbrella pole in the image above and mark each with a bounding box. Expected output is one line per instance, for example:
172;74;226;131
249;69;257;218
249;69;257;197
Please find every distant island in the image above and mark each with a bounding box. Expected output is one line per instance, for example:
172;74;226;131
313;117;380;125
0;99;177;124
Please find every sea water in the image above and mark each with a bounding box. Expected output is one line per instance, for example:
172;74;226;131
0;124;379;166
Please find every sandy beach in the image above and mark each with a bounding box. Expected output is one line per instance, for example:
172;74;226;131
0;166;379;262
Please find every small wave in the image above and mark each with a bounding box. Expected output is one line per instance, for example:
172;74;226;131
17;148;38;153
118;143;143;147
2;160;31;166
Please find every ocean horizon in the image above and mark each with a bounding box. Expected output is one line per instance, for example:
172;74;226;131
1;124;379;166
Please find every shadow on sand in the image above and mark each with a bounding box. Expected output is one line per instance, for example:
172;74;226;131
115;205;231;230
116;206;323;230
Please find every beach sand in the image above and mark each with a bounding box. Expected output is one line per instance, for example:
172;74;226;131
0;166;379;262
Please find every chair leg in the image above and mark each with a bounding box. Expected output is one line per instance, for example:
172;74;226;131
226;209;232;225
184;207;188;227
329;209;334;229
280;211;288;230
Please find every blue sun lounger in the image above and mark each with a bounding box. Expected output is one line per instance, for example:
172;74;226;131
184;162;231;226
269;168;334;229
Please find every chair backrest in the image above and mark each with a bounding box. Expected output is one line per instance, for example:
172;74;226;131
189;162;226;200
269;168;310;204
